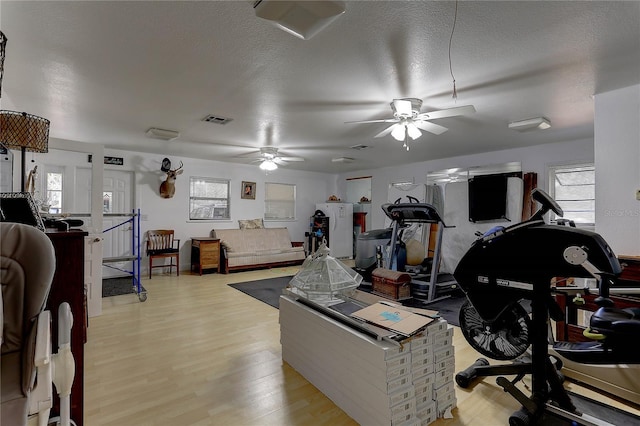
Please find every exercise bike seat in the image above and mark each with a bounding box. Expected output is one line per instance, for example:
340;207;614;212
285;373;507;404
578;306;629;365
590;306;640;336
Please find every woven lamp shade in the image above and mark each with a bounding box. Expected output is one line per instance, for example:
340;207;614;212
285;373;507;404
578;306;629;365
0;110;50;153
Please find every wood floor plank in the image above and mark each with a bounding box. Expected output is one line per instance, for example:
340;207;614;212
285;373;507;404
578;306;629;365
85;267;640;425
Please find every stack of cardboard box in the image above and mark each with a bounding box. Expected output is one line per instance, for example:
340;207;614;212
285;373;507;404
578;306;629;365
279;295;456;425
410;320;456;424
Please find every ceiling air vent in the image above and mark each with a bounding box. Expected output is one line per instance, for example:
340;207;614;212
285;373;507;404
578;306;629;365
203;115;233;125
350;144;371;150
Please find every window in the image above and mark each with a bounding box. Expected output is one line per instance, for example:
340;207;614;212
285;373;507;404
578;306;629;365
548;163;595;225
265;183;296;220
103;192;112;213
189;177;230;220
46;171;63;214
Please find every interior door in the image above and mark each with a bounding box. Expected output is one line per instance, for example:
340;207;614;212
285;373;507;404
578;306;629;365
85;235;103;317
74;167;106;317
77;167;135;278
101;170;134;278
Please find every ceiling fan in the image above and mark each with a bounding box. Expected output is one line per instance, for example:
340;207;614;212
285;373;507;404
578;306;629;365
251;147;305;171
345;98;475;150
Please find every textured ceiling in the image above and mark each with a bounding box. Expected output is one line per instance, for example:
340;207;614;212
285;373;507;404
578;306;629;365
1;1;639;173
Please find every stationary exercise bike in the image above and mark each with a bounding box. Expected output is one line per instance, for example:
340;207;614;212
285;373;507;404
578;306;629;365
453;188;640;425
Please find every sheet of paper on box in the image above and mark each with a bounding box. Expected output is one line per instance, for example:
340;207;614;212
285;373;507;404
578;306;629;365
350;302;435;336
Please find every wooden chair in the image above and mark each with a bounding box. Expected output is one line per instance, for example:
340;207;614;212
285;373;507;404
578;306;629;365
147;230;180;279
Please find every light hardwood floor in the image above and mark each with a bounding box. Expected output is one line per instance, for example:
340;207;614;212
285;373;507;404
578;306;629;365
85;267;640;425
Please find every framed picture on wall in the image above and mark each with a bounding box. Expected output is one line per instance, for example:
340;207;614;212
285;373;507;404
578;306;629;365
241;181;256;199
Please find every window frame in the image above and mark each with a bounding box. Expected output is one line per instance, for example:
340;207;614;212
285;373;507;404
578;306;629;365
45;170;64;214
264;182;296;221
547;162;595;227
188;176;231;221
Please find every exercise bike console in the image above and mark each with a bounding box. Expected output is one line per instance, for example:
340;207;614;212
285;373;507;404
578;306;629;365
530;187;563;220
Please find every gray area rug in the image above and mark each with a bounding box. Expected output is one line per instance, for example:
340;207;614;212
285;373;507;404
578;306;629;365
227;275;466;325
228;276;293;308
102;277;146;297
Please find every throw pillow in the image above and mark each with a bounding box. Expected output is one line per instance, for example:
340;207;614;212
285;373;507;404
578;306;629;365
238;218;264;230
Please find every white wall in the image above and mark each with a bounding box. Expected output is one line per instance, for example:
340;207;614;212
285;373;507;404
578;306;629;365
346;177;372;203
594;84;640;256
40;147;337;271
38;136;610;271
337;138;594;231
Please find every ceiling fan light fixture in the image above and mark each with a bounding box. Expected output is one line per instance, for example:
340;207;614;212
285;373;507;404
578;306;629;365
508;117;551;132
259;159;278;171
391;124;406;142
406;122;421;140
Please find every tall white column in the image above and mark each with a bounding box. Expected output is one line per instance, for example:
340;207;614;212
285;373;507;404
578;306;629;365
594;84;640;256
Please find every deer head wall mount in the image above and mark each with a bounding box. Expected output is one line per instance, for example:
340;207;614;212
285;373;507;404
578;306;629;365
159;160;183;199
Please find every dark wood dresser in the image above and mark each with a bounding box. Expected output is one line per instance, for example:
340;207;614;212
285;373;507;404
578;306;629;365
618;255;640;285
46;230;87;426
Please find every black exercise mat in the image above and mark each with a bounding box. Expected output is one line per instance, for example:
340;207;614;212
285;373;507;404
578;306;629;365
102;277;146;297
410;295;467;326
227;276;294;308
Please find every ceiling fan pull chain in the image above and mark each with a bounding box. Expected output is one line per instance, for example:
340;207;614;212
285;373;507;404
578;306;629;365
449;0;459;101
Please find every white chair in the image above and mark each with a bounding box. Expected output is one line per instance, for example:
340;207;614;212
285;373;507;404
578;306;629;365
1;222;75;426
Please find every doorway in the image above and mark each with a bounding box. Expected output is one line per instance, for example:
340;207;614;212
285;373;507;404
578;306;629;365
346;176;372;232
76;168;135;278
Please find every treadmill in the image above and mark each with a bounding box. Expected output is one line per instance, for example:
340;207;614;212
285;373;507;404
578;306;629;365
381;197;458;302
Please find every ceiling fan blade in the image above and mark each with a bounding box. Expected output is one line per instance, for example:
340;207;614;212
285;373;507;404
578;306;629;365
393;99;413;116
414;120;448;135
374;124;397;138
234;149;263;159
417;105;476;120
345;118;398;124
280;156;305;162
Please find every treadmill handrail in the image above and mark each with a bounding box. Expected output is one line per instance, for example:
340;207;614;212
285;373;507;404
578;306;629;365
381;202;450;226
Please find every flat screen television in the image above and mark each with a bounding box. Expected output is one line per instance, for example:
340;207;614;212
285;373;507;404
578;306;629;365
468;174;512;223
0;192;45;231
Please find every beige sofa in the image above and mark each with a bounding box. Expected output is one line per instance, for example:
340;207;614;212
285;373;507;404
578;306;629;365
212;227;305;273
